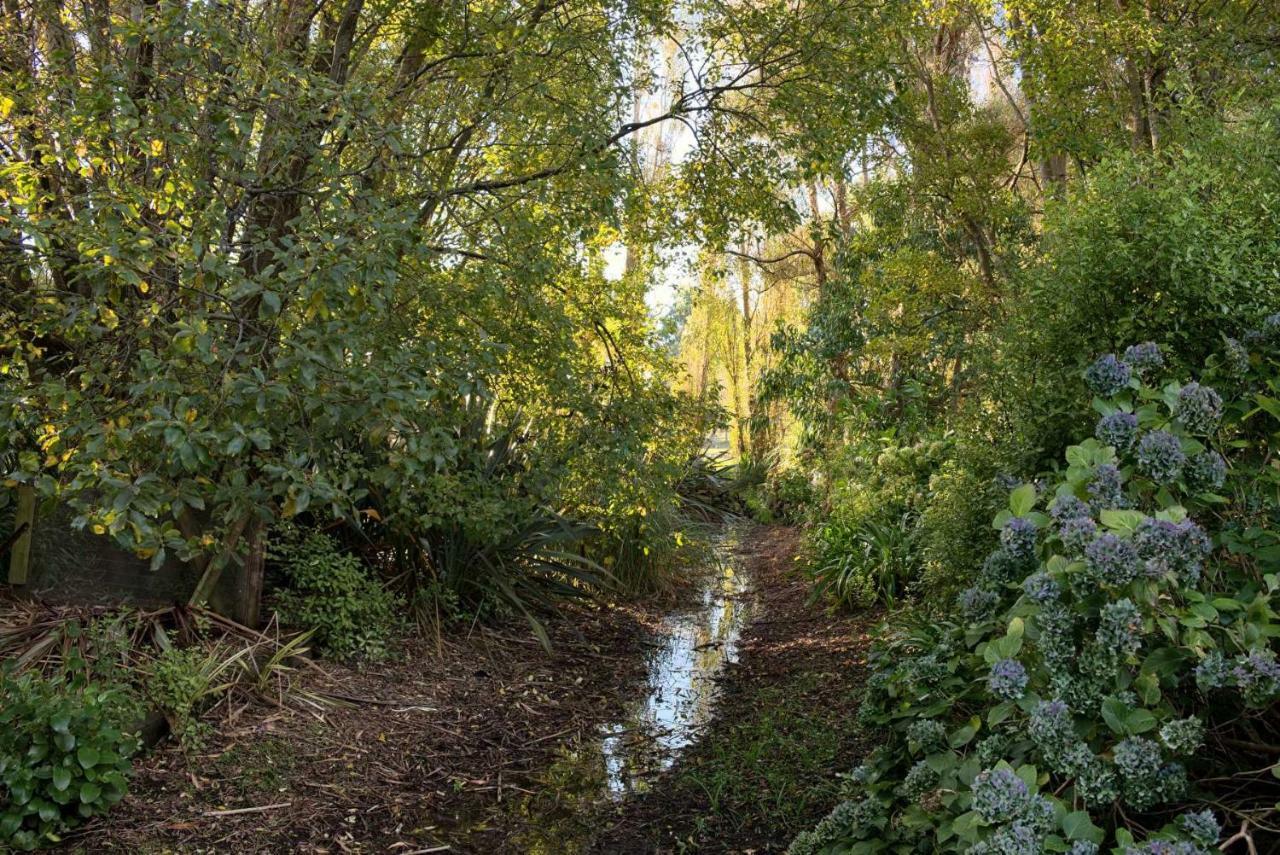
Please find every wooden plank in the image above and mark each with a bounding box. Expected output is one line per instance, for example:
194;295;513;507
8;484;35;586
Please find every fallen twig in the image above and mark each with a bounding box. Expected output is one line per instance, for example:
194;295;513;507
203;802;292;817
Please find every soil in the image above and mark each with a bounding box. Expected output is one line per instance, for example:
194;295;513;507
64;526;875;854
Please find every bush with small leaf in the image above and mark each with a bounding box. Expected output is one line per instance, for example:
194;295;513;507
791;329;1280;853
274;532;402;661
0;669;141;850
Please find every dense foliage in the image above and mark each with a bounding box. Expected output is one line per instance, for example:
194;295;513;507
791;333;1280;852
273;532;401;661
0;627;142;851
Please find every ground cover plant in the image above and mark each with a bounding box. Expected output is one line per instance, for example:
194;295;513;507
790;330;1280;853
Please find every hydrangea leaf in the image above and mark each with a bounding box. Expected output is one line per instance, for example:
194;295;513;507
1010;483;1037;516
1062;810;1104;843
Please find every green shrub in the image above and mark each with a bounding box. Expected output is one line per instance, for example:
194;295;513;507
144;645;246;751
804;436;951;609
274;533;402;662
0;670;141;850
792;330;1280;853
750;467;814;524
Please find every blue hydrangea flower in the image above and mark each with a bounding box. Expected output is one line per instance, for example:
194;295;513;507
1087;463;1126;510
1086;354;1132;396
981;547;1034;585
1123;842;1208;855
1075;755;1119;806
1001;516;1039;560
1123;342;1164;373
1097;598;1143;658
1069;843;1100;855
1179;809;1220;846
1224;337;1250;375
1263;311;1280;341
1060;516;1098;554
1028;699;1073;769
988;658;1029;700
1186;450;1226;490
970;767;1029;823
1115;736;1164;808
1159;717;1205;754
1137;431;1186;483
1133;517;1208;580
1175;382;1223;434
906;718;948;753
959;585;1000;620
1086;533;1140;585
1195;651;1230;691
1114;736;1162;780
1096;412;1139;451
901;759;939;800
1022;572;1060;604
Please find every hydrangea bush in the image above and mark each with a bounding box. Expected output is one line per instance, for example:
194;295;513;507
790;330;1280;854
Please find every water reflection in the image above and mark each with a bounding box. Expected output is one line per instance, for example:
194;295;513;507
600;546;753;794
506;530;755;851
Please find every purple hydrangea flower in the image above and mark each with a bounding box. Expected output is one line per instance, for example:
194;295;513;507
989;658;1029;700
1123;841;1206;855
1060;516;1098;553
1085;354;1132;396
1175;382;1223;434
1001;516;1039;560
1137;431;1186;483
1050;494;1091;523
1086;533;1140;585
1232;648;1280;705
1028;699;1073;764
1123;342;1164;373
1096;412;1139;451
1070;843;1101;855
1088;463;1126;510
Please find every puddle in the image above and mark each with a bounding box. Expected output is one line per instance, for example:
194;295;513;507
494;529;756;852
599;534;755;795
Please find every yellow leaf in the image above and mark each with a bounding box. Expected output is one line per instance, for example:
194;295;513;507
0;95;13;119
150;139;164;157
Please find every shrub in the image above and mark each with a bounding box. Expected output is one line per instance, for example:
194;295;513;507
274;533;401;662
0;670;141;850
792;332;1280;852
804;436;952;608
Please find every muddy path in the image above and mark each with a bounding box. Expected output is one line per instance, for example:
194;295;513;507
74;525;874;854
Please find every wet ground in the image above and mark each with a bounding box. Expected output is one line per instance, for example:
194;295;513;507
80;525;873;853
494;531;757;851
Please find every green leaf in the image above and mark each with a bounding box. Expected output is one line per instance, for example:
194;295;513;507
1009;483;1036;516
79;782;101;805
51;767;71;791
77;746;99;769
1101;698;1128;734
1061;810;1104;843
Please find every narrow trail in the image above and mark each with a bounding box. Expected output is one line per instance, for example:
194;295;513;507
80;525;874;854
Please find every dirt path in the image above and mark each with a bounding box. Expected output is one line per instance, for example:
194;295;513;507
589;526;877;853
73;526;874;853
